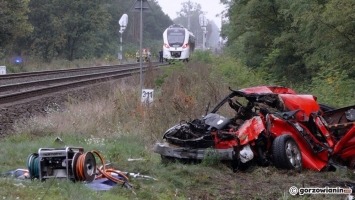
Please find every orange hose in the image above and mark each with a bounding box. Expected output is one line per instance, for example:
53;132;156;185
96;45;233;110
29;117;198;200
91;150;129;185
73;150;130;186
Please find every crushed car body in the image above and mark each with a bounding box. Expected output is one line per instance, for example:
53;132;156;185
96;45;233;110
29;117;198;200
153;85;355;172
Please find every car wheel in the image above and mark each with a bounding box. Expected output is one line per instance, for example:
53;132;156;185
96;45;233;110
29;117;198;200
272;134;302;171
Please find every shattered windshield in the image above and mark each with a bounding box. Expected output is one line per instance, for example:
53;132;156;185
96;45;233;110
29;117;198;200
213;94;249;119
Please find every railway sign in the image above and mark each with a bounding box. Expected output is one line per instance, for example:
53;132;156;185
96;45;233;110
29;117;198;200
141;89;154;104
119;14;128;28
199;14;208;27
131;0;151;12
0;66;6;75
118;14;128;62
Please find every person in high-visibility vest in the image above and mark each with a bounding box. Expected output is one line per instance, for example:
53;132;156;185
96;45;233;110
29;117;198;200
147;49;151;62
135;50;140;62
142;49;148;62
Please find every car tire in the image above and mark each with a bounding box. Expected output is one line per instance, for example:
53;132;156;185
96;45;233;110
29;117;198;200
272;134;302;171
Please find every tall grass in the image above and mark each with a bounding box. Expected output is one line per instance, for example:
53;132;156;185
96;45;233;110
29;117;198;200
11;61;229;143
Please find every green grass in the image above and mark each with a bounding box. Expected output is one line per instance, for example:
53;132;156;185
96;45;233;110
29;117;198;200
0;132;238;200
1;112;353;199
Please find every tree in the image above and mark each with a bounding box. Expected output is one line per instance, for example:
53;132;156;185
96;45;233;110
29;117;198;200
300;0;355;77
2;0;174;62
221;0;354;84
28;0;110;61
173;1;208;48
0;0;32;56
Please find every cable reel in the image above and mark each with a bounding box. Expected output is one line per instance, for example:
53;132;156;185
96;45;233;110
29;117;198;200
72;151;96;182
27;147;96;182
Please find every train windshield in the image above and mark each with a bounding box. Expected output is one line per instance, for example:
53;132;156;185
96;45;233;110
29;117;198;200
167;29;185;46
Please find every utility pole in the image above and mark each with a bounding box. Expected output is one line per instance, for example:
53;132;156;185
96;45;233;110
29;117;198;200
132;0;150;100
139;0;143;92
199;14;208;50
187;0;191;30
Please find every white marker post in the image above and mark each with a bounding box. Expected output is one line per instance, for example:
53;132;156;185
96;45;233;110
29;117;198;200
0;66;6;75
141;89;154;105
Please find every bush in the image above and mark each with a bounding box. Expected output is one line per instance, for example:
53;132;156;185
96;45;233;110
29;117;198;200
211;56;265;89
302;66;355;107
192;50;213;63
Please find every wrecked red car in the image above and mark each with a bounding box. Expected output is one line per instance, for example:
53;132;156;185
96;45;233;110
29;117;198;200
153;86;355;172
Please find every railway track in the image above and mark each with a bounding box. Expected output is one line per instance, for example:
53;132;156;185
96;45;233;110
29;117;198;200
0;62;166;135
0;63;139;85
0;62;163;106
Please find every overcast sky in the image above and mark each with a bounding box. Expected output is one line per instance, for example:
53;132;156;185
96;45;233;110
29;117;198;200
156;0;226;29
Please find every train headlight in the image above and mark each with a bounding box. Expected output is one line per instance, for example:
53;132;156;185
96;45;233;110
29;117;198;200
164;43;170;48
182;44;189;48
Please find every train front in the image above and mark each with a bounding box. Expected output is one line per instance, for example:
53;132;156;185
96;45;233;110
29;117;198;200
163;25;190;62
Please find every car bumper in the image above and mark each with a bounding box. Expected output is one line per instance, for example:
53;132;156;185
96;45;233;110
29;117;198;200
153;142;234;160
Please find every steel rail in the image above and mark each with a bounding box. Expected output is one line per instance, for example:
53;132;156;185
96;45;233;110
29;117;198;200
0;63;167;106
0;63;142;79
0;66;143;95
0;67;152;105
